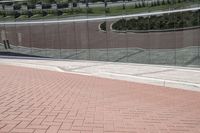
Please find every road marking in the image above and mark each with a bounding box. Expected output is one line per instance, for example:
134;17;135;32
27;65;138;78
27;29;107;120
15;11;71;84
1;30;6;40
17;32;22;45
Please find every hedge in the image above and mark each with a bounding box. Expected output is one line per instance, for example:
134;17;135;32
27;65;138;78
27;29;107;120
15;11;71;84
112;10;200;31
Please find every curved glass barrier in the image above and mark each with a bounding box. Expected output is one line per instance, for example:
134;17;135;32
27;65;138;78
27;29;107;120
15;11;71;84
0;1;199;67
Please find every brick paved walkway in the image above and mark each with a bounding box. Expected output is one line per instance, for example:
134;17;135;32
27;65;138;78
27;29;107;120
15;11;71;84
0;65;200;133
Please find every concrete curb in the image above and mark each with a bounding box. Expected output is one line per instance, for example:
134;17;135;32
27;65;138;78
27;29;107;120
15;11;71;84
0;55;199;92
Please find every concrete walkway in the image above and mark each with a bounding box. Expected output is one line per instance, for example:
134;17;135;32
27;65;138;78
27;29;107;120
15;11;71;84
0;63;200;133
0;56;200;92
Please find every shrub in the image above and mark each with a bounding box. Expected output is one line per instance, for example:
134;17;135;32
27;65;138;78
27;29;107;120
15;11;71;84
14;11;20;18
112;10;200;31
5;11;13;16
27;4;36;9
123;4;125;10
105;8;110;13
74;8;83;14
135;4;138;8
112;19;126;30
42;11;48;16
57;3;69;9
17;15;28;19
69;8;74;14
31;14;42;18
142;2;145;7
162;0;165;5
46;9;54;14
138;3;142;8
157;0;160;6
87;8;93;13
72;2;77;8
13;4;21;10
0;11;6;17
42;4;51;9
56;10;63;16
32;9;42;15
27;11;33;17
100;21;106;31
62;9;69;13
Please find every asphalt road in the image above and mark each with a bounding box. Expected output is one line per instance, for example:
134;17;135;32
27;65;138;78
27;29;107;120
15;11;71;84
0;19;199;50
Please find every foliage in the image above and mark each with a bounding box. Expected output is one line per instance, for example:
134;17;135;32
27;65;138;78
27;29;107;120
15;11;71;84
27;4;36;9
42;3;52;9
13;4;21;10
100;21;106;31
112;10;200;31
57;3;69;8
0;0;199;21
72;2;77;7
105;8;110;13
87;8;93;13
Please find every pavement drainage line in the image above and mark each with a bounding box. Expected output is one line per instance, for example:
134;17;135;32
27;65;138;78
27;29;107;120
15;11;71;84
133;69;174;76
0;62;65;73
1;62;93;76
101;72;200;89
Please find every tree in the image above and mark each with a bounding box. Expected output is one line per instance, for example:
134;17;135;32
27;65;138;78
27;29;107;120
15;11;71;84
142;2;145;7
157;0;160;6
162;0;165;5
135;3;138;8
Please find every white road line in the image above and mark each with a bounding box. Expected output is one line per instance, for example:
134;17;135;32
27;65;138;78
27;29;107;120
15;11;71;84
0;7;200;25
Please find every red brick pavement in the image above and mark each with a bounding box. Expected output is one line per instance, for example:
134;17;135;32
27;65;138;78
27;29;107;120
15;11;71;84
0;64;199;133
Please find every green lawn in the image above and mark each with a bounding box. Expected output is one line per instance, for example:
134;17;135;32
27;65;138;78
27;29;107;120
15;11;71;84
0;1;199;21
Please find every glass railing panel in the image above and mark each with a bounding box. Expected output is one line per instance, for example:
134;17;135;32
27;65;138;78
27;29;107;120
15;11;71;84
59;5;78;60
75;3;90;61
196;2;200;67
3;23;19;55
198;8;200;67
149;4;176;65
107;1;128;63
0;1;199;68
14;24;32;56
60;22;77;59
12;7;32;57
75;21;90;60
29;23;46;57
89;3;108;62
0;23;6;52
89;20;108;61
126;17;150;64
43;23;61;58
174;10;199;67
